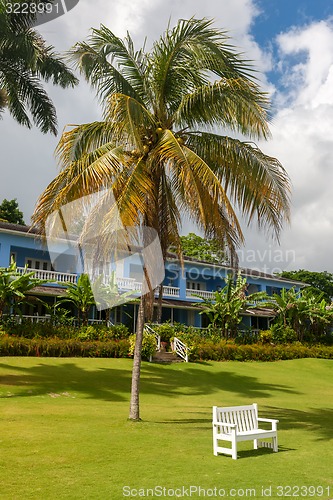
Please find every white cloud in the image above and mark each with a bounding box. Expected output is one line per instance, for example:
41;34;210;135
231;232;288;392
277;19;333;107
243;19;333;273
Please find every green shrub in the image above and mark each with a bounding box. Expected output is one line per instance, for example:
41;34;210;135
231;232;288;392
235;329;258;345
258;329;273;344
129;332;157;361
270;324;297;343
0;336;130;358
76;325;100;341
1;321;131;341
171;336;333;362
108;324;130;339
2;320;78;339
150;323;175;343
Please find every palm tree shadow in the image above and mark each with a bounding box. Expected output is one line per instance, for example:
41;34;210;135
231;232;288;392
0;361;331;444
263;406;333;442
0;361;300;403
140;363;301;400
0;361;131;402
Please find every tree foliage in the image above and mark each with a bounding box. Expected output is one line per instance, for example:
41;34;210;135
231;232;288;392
0;198;25;224
280;269;333;303
177;233;228;264
0;0;78;133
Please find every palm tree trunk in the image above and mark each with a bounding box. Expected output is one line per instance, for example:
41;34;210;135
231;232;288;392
128;295;145;421
129;259;154;421
156;284;163;323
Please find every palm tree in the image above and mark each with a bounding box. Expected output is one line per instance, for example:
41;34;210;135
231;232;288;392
0;0;78;134
32;18;291;420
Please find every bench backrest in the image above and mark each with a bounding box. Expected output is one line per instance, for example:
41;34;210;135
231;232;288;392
213;404;258;433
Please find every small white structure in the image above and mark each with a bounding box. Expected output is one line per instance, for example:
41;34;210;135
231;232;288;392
212;404;279;460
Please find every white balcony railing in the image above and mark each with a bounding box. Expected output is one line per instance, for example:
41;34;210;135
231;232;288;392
17;267;77;284
117;280;180;297
116;277;142;292
186;289;215;300
162;286;180;297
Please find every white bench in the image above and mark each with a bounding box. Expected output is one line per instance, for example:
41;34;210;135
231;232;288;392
213;404;279;460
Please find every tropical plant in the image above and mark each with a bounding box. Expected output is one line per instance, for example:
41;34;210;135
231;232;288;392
91;271;135;323
0;259;49;318
271;287;333;341
0;0;78;133
32;18;291;420
196;273;270;337
57;273;95;325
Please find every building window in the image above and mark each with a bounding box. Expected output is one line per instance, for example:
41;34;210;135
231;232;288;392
25;258;51;271
186;281;204;290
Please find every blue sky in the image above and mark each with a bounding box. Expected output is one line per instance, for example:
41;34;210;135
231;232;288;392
255;0;332;45
1;0;333;273
254;0;333;88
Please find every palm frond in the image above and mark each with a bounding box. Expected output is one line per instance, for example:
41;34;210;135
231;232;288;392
56;121;116;164
0;3;78;133
0;59;57;133
152;129;243;258
106;93;156;150
32;144;126;229
70;25;150;108
150;17;263;122
174;78;270;139
186;132;291;238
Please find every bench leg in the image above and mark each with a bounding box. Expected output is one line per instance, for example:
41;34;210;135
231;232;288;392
273;436;278;452
231;437;237;460
254;439;258;450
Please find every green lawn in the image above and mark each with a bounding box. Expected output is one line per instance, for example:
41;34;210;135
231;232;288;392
0;357;332;500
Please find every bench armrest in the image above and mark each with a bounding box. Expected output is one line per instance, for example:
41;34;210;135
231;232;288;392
258;417;279;430
212;420;237;429
258;418;279;424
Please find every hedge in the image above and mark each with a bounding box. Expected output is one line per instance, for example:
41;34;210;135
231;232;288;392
187;340;333;362
0;321;130;340
1;335;333;361
0;336;130;358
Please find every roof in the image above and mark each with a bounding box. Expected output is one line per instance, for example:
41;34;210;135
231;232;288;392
243;307;276;317
26;286;67;297
0;221;40;235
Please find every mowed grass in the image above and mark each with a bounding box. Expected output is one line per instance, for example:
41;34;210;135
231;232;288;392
0;357;332;500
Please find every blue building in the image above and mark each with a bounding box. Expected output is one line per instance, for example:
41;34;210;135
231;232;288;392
0;221;304;330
